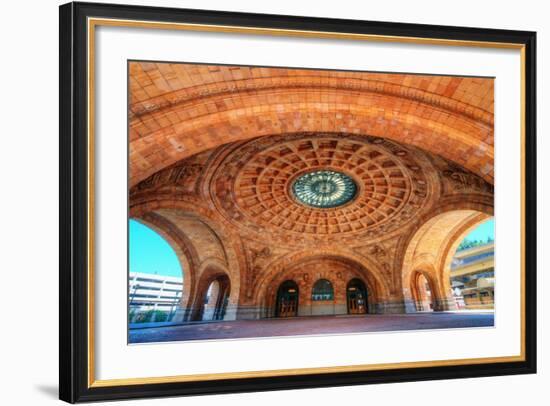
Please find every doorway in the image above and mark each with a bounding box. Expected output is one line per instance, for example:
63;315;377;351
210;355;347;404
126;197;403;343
276;280;299;317
347;278;368;314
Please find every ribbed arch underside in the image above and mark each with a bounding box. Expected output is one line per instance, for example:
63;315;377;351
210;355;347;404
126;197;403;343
129;63;494;187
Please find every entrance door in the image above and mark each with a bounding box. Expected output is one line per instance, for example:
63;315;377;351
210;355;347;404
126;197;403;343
276;280;299;317
347;278;368;314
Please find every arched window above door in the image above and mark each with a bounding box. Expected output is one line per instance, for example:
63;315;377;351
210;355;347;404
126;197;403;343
311;279;334;301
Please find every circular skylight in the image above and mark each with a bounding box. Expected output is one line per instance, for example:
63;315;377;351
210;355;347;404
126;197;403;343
292;170;357;208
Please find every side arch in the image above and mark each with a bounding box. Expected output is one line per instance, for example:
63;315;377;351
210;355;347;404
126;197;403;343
130;197;244;321
409;267;439;312
132;215;194;322
189;264;232;321
397;198;493;312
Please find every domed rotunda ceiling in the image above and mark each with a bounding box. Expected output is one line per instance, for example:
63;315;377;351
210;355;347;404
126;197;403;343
131;132;493;248
208;133;436;245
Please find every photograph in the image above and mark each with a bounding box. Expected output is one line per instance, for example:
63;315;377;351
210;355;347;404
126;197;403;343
127;62;496;344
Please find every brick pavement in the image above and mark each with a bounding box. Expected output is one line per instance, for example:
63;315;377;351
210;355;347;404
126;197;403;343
129;312;494;343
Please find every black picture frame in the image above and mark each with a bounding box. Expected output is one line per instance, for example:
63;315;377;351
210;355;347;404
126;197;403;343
59;1;537;403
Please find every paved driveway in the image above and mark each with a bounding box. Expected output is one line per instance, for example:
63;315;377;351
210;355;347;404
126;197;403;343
129;312;494;344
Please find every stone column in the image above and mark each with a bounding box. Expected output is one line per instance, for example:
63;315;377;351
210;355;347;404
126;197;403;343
434;296;459;311
235;305;266;320
223;304;238;321
171;307;186;323
374;299;408;314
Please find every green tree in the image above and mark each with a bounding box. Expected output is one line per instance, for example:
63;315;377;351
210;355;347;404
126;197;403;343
457;237;493;252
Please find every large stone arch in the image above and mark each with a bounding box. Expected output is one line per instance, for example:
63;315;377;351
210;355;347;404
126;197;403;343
409;267;440;312
252;250;396;317
131;104;492;188
130;197;244;320
397;198;493;312
130;67;494;188
268;258;382;318
134;213;198;319
189;263;234;321
130;75;493;127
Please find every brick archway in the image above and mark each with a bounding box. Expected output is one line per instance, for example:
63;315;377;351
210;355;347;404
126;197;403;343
130;64;493;187
410;269;439;312
130;198;244;320
190;265;232;321
133;214;197;317
398;201;493;312
255;252;392;317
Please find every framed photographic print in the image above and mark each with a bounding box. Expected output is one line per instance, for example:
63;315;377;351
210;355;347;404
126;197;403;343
59;1;537;403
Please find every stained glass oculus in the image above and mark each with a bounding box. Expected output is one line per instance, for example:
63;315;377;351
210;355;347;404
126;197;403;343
292;170;357;208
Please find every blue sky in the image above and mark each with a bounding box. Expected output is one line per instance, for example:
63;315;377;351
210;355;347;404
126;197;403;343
129;217;494;277
129;219;183;278
463;218;494;242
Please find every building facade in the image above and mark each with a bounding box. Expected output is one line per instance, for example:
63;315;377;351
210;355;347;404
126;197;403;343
129;272;183;323
450;243;495;309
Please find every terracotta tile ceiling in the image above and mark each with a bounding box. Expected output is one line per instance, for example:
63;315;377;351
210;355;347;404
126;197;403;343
129;63;494;188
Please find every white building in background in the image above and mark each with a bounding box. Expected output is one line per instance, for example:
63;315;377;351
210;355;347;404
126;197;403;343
450;242;494;309
129;272;183;323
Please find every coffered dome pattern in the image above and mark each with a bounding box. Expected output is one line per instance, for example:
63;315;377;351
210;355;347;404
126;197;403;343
209;133;433;244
